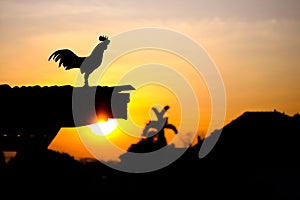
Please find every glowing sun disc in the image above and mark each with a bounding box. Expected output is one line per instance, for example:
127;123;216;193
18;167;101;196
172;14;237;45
89;119;117;136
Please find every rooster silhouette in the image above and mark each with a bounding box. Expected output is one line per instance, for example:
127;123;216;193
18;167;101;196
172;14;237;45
48;35;110;86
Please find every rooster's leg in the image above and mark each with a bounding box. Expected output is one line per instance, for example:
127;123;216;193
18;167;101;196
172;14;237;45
84;73;89;87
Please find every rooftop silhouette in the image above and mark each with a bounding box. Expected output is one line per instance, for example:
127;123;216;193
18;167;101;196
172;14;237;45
0;84;134;151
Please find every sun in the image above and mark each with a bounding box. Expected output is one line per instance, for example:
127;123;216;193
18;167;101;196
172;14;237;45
88;119;118;136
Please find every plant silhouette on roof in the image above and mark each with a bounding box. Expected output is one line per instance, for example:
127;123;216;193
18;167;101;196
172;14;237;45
128;105;178;153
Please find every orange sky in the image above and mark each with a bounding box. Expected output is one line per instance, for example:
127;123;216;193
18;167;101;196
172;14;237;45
1;0;300;161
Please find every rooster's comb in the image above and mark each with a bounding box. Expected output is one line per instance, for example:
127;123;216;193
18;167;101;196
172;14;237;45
99;35;108;41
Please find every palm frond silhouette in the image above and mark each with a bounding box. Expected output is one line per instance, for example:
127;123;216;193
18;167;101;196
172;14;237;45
128;105;178;153
142;105;177;137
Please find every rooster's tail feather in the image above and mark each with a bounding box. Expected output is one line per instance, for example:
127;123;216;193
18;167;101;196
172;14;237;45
48;49;85;70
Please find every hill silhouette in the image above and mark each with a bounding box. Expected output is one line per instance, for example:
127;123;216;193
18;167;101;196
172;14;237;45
204;110;300;169
0;110;299;198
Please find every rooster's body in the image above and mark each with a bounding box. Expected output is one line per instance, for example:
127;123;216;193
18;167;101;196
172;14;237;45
48;36;110;86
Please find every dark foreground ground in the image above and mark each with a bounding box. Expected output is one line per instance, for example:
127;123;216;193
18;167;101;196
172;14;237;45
0;147;299;199
1;111;300;199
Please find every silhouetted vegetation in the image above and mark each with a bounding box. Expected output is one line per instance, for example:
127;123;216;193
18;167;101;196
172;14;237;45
127;105;178;153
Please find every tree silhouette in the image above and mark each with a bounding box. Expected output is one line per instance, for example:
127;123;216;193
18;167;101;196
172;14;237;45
128;105;178;152
0;151;5;170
